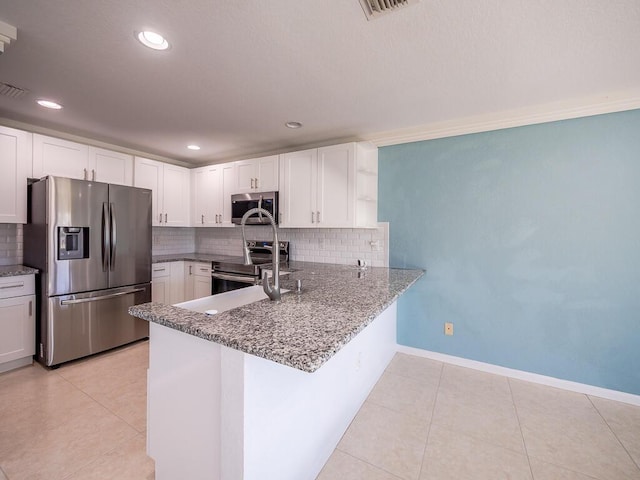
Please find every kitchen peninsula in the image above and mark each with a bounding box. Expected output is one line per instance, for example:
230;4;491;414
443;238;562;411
129;262;423;480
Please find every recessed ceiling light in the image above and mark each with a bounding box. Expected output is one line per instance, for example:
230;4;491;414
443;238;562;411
187;144;201;151
285;121;303;129
136;30;170;50
37;99;63;110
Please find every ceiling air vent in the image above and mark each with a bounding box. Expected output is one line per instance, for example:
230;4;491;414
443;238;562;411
358;0;419;20
0;81;29;99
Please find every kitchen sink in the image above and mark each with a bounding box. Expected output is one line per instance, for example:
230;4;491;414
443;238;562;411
174;285;290;315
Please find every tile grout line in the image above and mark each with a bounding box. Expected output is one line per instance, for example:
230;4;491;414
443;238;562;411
416;361;445;480
587;395;640;474
332;448;405;480
507;377;535;480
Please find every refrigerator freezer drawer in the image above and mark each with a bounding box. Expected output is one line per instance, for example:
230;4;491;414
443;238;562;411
44;283;151;366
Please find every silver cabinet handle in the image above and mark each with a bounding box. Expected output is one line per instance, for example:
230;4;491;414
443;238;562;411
201;214;204;224
164;213;168;223
0;283;24;289
317;211;320;223
189;265;193;275
159;213;163;223
153;267;166;272
251;178;255;189
279;212;282;224
29;300;32;317
83;168;88;180
92;169;96;181
60;287;146;305
255;177;259;189
199;267;209;273
311;211;315;223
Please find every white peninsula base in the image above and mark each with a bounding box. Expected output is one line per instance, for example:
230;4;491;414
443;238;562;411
147;301;398;480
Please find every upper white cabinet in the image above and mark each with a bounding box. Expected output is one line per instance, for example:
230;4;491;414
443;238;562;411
279;142;378;229
88;147;133;185
134;157;190;227
191;162;236;227
235;155;279;193
0;126;31;224
32;134;133;185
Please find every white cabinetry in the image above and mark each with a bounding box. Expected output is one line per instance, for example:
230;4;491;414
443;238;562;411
184;262;212;301
0;126;31;223
152;262;185;304
0;275;36;373
279;142;378;228
235;155;279;193
32;134;133;185
135;157;190;227
191;163;236;227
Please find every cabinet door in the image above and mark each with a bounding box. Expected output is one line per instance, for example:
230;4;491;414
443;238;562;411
192;167;220;227
235;159;256;193
134;157;163;226
0;126;31;223
219;163;237;225
152;264;171;302
169;261;185;304
279;149;317;228
0;295;35;364
193;276;212;299
162;165;190;227
89;147;133;186
256;155;279;191
317;144;355;228
33;134;89;180
184;263;196;301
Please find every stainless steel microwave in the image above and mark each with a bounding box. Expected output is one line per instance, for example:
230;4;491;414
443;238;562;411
231;191;279;225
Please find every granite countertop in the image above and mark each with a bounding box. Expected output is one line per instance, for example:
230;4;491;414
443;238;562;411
152;253;238;264
0;265;39;277
129;261;424;373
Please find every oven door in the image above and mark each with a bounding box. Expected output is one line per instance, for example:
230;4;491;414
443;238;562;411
211;272;258;295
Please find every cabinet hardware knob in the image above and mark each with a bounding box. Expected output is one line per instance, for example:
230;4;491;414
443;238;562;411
311;212;315;223
317;211;321;223
83;168;87;180
165;213;168;223
92;169;96;181
255;177;259;189
159;213;163;223
201;214;204;224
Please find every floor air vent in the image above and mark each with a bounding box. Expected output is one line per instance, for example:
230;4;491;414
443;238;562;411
358;0;419;20
0;82;29;99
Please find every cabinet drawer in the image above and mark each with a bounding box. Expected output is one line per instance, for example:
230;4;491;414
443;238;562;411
0;275;35;299
194;263;212;277
152;264;171;279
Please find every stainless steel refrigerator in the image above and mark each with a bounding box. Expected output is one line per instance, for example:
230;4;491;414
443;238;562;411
24;176;151;367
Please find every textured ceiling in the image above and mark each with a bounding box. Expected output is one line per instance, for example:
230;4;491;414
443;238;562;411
0;0;638;165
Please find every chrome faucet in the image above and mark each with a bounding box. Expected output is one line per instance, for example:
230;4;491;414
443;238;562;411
240;207;281;301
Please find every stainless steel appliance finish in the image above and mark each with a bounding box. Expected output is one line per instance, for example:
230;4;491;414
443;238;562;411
211;241;289;295
24;176;152;367
231;191;279;225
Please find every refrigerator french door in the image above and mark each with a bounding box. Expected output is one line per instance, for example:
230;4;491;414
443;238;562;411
25;176;152;367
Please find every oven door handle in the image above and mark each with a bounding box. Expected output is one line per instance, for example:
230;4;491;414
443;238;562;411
211;272;257;284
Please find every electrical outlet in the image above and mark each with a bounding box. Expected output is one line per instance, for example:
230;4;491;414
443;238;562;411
444;322;454;336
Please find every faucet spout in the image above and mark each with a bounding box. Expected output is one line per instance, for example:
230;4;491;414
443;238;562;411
240;207;281;301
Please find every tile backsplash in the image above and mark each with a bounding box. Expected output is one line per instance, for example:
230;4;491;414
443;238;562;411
0;224;23;266
154;223;389;267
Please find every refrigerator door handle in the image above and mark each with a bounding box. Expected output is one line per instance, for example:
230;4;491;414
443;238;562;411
109;202;117;271
60;287;146;305
102;202;110;272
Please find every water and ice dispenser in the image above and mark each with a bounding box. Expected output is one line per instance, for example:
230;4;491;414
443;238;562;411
57;227;89;260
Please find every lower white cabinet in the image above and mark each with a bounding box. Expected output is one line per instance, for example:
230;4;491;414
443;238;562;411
184;262;212;301
0;275;36;373
152;262;185;305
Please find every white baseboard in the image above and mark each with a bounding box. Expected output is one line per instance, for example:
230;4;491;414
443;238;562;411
397;345;640;407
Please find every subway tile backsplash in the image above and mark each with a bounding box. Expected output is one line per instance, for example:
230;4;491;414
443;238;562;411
0;224;23;266
154;223;389;267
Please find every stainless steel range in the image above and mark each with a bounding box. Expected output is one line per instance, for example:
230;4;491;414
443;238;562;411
211;241;289;294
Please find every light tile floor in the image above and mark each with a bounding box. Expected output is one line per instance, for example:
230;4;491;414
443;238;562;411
319;353;640;480
2;345;639;480
0;341;154;480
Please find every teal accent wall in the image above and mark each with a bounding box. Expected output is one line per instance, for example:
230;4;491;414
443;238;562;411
379;109;640;395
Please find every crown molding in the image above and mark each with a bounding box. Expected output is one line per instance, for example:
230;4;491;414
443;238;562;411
367;88;640;147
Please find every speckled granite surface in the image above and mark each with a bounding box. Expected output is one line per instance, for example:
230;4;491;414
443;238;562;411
153;253;237;264
0;265;38;277
129;261;424;373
